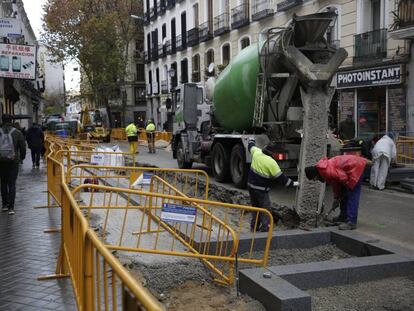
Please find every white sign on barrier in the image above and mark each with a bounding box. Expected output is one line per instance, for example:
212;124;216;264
161;203;197;224
91;154;105;166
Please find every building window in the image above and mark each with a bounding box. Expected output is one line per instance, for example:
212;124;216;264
181;58;188;83
136;64;145;81
192;54;201;82
135;87;146;105
222;43;230;66
240;37;250;50
170;62;178;89
205;49;215;76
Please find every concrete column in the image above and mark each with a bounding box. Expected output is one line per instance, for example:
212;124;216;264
295;86;334;226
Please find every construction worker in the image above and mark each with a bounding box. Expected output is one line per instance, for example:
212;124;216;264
370;133;396;190
125;121;138;154
146;119;156;153
247;138;298;232
305;155;367;230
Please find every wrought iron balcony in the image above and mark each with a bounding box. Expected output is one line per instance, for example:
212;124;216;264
166;0;175;10
143;11;150;25
176;34;185;51
231;3;250;29
187;28;199;47
214;13;230;36
192;71;201;83
199;22;213;42
354;29;387;63
151;47;159;61
149;6;157;21
165;39;172;55
144;51;150;64
159;0;166;15
158;44;167;58
134;50;143;62
161;80;169;94
252;0;274;21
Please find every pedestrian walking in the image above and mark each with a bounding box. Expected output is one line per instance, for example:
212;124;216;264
0;114;26;215
125;121;138;154
146;119;156;154
370;133;397;190
305;155;367;230
247;138;298;232
26;123;44;168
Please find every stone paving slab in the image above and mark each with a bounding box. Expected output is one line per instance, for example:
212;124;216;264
0;158;76;310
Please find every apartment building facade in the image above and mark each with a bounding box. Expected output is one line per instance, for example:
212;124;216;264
144;0;412;138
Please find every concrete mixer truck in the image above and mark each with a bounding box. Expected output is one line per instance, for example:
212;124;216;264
171;12;347;189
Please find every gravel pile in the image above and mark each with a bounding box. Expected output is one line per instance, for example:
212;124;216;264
309;276;414;311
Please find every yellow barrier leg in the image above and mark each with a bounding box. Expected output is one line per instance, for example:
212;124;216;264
38;245;70;280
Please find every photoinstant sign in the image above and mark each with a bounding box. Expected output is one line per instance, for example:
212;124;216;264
0;43;36;80
337;65;402;89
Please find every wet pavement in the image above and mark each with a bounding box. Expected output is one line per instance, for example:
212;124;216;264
0;157;76;310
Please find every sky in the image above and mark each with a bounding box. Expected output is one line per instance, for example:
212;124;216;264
22;0;80;93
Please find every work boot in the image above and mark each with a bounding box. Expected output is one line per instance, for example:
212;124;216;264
338;222;356;230
8;209;15;215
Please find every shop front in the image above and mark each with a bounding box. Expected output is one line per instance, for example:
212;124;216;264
336;64;406;141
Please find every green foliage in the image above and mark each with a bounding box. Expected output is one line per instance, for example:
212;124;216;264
42;0;140;107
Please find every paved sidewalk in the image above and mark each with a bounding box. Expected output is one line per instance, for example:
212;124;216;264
0;157;76;310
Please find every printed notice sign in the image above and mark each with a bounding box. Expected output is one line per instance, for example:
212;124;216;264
142;172;153;185
91;154;105;166
161;203;197;224
0;43;36;80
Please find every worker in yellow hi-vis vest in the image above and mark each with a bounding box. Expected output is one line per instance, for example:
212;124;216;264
146;120;156;153
125;122;138;154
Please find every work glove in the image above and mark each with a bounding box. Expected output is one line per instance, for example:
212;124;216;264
248;137;256;145
293;181;299;187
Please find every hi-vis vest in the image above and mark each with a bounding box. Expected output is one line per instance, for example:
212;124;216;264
146;123;155;132
248;146;282;191
125;123;137;137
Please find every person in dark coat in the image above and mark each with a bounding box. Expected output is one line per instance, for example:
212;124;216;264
0;114;26;215
26;123;44;168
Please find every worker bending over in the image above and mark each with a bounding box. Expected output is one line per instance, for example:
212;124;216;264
125;121;138;154
248;138;298;232
305;155;367;230
146;120;156;153
370;133;396;190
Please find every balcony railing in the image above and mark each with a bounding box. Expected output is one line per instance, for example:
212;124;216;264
158;44;167;58
149;6;156;21
134;50;143;62
157;0;166;15
151;46;159;61
144;51;150;64
252;0;274;21
187;28;199;47
165;39;172;55
192;71;201;83
176;34;183;51
161;80;168;94
397;0;414;28
166;0;175;10
231;3;250;29
214;13;230;36
354;29;387;63
143;11;150;25
199;21;213;42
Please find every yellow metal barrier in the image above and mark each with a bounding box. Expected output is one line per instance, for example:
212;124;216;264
396;136;414;167
111;128;172;144
72;180;273;285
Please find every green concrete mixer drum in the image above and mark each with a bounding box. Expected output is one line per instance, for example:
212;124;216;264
213;43;261;131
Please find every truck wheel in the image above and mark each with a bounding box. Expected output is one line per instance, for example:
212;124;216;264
212;143;230;182
177;141;193;169
230;144;248;189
